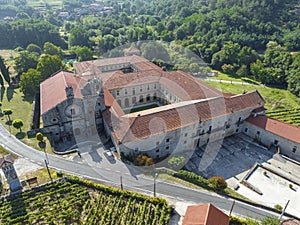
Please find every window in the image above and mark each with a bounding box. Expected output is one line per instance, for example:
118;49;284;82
132;96;136;104
146;94;150;101
147;85;150;90
257;131;260;135
244;128;248;133
140;87;143;92
184;133;188;137
274;140;279;145
207;138;210;143
139;95;143;103
156;149;160;153
153;93;157;100
70;108;76;115
125;98;129;107
116;90;120;96
154;84;156;89
132;88;135;95
184;140;187;144
156;141;159;146
236;129;239;133
125;89;127;95
166;138;170;143
292;146;297;153
135;148;139;153
166;146;169;150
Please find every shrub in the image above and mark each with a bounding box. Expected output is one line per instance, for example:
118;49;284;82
208;176;227;191
274;204;282;211
134;154;154;166
174;170;210;188
167;156;185;169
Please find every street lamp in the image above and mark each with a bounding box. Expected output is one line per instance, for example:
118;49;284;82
120;175;123;190
154;173;158;197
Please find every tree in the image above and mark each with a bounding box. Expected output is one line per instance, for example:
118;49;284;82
236;64;248;77
287;53;300;97
43;42;62;57
37;54;63;79
20;69;43;96
0;56;10;85
168;156;185;169
0;75;3;87
208;176;227;191
12;119;24;132
14;51;39;75
69;27;90;47
36;132;44;142
3;109;12;121
0;101;2;112
74;46;93;62
26;43;42;55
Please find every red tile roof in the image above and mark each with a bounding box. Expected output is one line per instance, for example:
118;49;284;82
182;203;229;225
281;219;300;225
0;154;14;168
105;91;264;143
40;70;82;114
245;115;300;144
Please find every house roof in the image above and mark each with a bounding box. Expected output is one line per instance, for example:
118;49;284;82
105;91;264;143
245;115;300;144
281;219;300;225
40;70;82;114
182;203;229;225
0;154;14;168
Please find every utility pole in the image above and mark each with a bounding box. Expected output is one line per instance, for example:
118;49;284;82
45;159;53;183
120;175;123;190
154;173;158;197
279;200;290;221
229;200;235;217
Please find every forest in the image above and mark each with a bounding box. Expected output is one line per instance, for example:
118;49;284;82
0;0;299;97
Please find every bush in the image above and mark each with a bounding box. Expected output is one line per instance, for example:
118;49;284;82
167;156;185;169
174;170;210;188
208;176;227;191
134;154;154;166
274;204;282;211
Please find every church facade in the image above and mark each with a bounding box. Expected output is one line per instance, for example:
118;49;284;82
39;55;300;161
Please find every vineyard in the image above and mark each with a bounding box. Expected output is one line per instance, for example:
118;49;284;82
266;108;300;127
0;177;172;225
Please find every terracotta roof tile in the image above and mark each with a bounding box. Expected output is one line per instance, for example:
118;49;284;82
40;70;82;114
183;203;229;225
245;115;300;144
105;91;264;143
0;154;14;168
281;219;300;225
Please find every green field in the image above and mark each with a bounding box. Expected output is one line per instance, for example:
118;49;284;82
0;177;172;225
266;108;300;127
205;81;300;110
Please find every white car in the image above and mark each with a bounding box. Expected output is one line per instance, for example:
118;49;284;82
105;150;113;157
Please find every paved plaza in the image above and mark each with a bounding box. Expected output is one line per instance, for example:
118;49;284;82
186;134;300;217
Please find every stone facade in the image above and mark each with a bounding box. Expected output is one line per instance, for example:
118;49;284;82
40;56;300;163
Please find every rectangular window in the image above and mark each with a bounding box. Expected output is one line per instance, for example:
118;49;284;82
257;131;260;135
244;128;248;133
132;88;135;95
125;89;127;95
156;141;159;146
70;108;75;115
292;146;297;153
236;129;239;133
184;133;188;137
116;90;120;96
166;146;169;150
156;149;160;153
184;140;187;144
274;140;279;145
166;138;170;143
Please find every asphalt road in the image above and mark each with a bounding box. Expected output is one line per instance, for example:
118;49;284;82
0;124;287;220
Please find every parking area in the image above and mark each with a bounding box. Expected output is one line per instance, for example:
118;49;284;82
185;133;300;217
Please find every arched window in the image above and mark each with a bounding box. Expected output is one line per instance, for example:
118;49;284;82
117;99;122;107
132;96;136;104
146;94;150;101
139;95;143;103
125;98;129;107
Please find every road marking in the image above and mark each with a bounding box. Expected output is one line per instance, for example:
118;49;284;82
105;168;111;171
116;170;120;173
37;162;43;166
30;159;35;163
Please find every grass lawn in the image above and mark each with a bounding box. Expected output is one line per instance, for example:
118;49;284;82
205;81;300;110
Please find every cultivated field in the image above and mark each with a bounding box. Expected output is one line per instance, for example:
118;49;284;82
0;177;172;225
